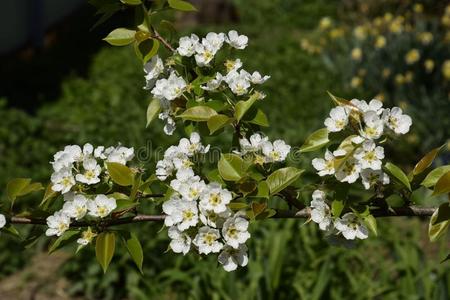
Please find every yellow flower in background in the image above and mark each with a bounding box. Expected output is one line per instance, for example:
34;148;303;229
405;49;420;64
319;17;332;30
405;71;413;83
353;26;367;40
382;68;391;78
413;3;424;13
442;15;450;27
375;36;386;48
424;59;434;72
442;60;450;80
395;74;405;85
418;32;433;45
375;93;385;102
374;17;383;27
384;13;393;22
350;76;362;88
329;28;344;39
351;47;363;61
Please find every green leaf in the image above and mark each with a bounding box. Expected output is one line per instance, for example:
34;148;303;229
256;181;270;199
363;215;378;236
432;171;450;196
299;128;329;153
326;91;352;106
384;162;411;191
103;28;136;46
179;106;217;121
413;146;443;176
121;232;144;274
168;0;197;11
135;39;160;64
421;165;450;188
266;167;303;195
429;208;449;242
40;184;58;207
120;0;142;5
7;178;31;202
239;181;257;196
433;203;450;225
96;232;116;273
49;230;79;254
218;153;247;181
228;201;249;210
234;97;257;122
331;200;344;217
107;162;134;186
251;202;267;218
207;114;233;134
146;99;161;127
248;109;269;127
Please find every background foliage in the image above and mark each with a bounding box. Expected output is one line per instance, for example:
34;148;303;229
0;0;448;299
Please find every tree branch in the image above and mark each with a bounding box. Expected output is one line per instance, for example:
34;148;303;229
9;206;436;227
152;29;175;52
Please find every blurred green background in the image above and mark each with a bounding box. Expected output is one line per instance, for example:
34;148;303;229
0;0;448;299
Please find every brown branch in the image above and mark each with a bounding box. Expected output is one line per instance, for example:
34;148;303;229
9;206;436;227
152;29;175;52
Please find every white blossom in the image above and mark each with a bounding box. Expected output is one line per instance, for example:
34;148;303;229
177;34;199;57
335;158;361;183
238;133;268;154
353;140;384;170
361;169;390;190
226;30;248;49
222;213;251;248
199;206;232;228
199;183;232;213
382;107;412;134
45;211;71;237
262;140;291;162
178;179;207;201
335;212;369;240
310;190;333;231
203;32;225;53
87;194;116;218
201;72;223;91
51;167;76;194
249;71;270;84
312;149;339;176
106;146;134;165
0;214;6;229
75;158;101;185
162;196;199;231
178;132;209;156
218;244;248;272
226;69;251;95
360;111;384;140
143;55;164;89
350;98;383;115
168;226;191;255
224;59;243;73
77;227;96;246
62;194;88;220
156;158;175;181
193;226;223;254
324;106;349;132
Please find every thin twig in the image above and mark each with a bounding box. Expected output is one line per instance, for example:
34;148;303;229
9;206;436;228
152;29;175;52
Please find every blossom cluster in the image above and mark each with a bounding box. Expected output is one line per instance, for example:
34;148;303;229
143;31;270;135
235;133;291;164
45;143;134;244
157;132;250;271
313;99;412;190
310;190;369;240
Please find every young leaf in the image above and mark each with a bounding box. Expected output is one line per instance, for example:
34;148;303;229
326;91;352;106
413;146;442;176
432;171;450;196
331;200;344;217
96;232;116;273
266;167;303;195
384;162;411;191
248;109;269;127
135;39;160;64
299;128;329;153
207;114;233;134
421;165;450;188
48;230;79;254
121;232;144;274
433;203;450;225
40;184;58;207
168;0;197;11
7;178;31;202
256;181;270;199
251;202;267;218
428;208;449;242
120;0;142;5
146;99;161;127
218;153;247;181
363;215;378;236
179;106;217;121
106;162;134;186
103;28;136;46
234;97;257;122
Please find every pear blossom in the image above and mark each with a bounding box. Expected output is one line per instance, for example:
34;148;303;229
52;145;82;171
156;158;175;181
350;99;383;115
178;179;207;201
162;196;199;231
45;211;71;237
249;71;270;84
312;149;340;176
199;183;232;213
178;132;209;156
335;213;369;240
87;194;116;218
151;72;186;101
324;106;349;132
203;32;225;53
360;111;384;140
226;70;251;95
226;30;248;49
62;194;88;220
238;133;268;154
77;227;97;246
168;226;191;255
194;43;216;66
199;206;232;228
0;214;6;229
261;140;291;162
170;168;199;191
361;169;390;190
159;111;177;135
193;226;223;254
94;146;106;159
382;107;412;134
51;167;76;194
177;34;199;57
222;213;251;248
335;158;361;183
224;59;243;73
310;190;333;231
201;72;223;91
106;146;134;165
75;158;101;185
143;55;164;89
218;244;249;272
353;140;384;170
